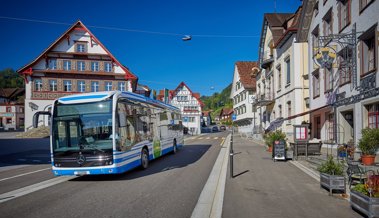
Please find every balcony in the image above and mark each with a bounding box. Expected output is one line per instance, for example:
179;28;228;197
253;91;275;106
260;51;274;69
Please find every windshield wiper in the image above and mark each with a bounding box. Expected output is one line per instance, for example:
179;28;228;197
79;144;106;153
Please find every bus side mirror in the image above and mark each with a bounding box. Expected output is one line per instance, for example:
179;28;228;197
33;111;51;128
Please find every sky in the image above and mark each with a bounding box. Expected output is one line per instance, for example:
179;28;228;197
0;0;301;96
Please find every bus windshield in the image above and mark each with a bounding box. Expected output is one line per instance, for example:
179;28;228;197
52;100;113;153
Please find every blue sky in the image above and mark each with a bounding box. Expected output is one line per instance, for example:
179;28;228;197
0;0;301;96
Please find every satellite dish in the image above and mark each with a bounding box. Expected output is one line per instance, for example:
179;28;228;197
182;35;192;41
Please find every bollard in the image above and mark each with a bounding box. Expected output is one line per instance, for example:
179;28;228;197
230;131;234;178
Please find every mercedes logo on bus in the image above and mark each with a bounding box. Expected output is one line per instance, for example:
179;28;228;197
76;154;86;165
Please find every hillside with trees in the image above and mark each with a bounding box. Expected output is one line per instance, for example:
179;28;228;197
200;83;233;119
0;68;24;88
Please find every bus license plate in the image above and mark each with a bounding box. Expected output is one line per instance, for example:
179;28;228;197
74;171;90;175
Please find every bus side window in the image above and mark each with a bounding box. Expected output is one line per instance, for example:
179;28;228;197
116;102;134;151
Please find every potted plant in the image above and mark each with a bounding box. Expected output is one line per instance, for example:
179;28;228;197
358;128;379;166
350;174;379;218
317;155;345;195
263;130;286;152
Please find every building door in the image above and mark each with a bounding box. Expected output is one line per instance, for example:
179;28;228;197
314;116;321;139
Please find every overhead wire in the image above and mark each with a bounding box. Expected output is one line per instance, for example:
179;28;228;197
0;16;260;38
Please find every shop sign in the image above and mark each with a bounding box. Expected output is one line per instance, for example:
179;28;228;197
0;113;14;117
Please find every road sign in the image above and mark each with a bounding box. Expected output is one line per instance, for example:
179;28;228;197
232;114;236;121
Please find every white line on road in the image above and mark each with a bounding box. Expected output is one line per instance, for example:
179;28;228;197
198;137;203;140
206;137;210;139
0;168;51;182
0;176;75;203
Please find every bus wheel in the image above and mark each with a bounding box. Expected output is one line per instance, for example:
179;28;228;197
172;139;177;154
141;148;149;170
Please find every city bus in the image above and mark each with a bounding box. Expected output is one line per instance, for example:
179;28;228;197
33;91;184;176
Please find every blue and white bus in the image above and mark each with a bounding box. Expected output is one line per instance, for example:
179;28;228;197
33;91;184;176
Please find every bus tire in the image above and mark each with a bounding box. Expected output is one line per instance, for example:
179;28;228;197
172;139;177;154
141;148;149;170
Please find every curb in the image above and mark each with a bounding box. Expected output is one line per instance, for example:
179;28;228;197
191;134;231;218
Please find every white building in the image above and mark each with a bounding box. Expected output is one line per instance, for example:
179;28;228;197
17;21;137;130
299;0;379;146
255;8;310;142
163;82;204;135
230;61;260;134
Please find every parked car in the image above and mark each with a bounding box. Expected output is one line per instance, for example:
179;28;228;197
220;125;226;131
201;127;211;133
212;126;219;132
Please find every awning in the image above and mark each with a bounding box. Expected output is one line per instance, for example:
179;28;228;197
265;105;331;132
284;105;330;121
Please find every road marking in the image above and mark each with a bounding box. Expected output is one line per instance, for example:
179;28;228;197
214;137;218;139
0;176;75;203
206;137;210;139
0;168;51;182
191;134;230;218
220;138;225;146
198;137;203;139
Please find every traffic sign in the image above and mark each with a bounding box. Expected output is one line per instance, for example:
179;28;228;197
232;114;236;121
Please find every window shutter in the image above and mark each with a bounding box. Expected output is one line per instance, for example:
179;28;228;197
337;3;341;32
358;41;363;75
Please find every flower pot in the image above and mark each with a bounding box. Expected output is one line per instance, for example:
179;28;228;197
320;173;345;195
362;155;376;166
350;190;379;218
267;146;272;152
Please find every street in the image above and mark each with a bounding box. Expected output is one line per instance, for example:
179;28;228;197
0;132;227;218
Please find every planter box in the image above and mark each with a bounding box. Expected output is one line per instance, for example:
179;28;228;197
320;173;345;195
350;190;379;218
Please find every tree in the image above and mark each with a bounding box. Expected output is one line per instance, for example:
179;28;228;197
0;68;24;88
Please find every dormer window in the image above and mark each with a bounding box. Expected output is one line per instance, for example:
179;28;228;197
76;43;87;53
48;59;57;70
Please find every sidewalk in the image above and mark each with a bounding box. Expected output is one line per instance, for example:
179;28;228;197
222;134;361;218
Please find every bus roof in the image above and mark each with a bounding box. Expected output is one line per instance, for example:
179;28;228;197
57;91;180;112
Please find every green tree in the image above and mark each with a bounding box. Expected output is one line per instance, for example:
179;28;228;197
0;68;24;88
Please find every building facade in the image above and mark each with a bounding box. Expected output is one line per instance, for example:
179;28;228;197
17;21;138;130
300;0;379;146
255;10;310;142
230;61;259;134
160;82;204;135
0;88;25;131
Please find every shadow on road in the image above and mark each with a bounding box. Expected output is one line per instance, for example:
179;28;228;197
71;143;212;182
0;138;51;167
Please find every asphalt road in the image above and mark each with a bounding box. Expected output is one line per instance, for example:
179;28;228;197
0;131;228;218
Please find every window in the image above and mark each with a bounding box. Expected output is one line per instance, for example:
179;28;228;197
91;62;99;72
77;61;85;71
49;80;57;91
360;0;375;12
324;68;333;92
314;1;319;16
105;81;113;91
327;113;334;141
287;102;292;124
277;66;282;90
6;118;12;124
278;105;282;118
338;48;352;85
63;80;72;92
77;81;86;92
76;43;86;53
178;96;188;101
6;107;11;112
34;79;43;91
314;116;321;139
91;81;99;92
118;82;126;91
312;69;320;98
48;59;57;70
104;62;112;72
360;28;376;75
20;107;24;113
286;58;291;85
63;60;71;71
322;9;333;36
338;0;350;31
368;104;379;128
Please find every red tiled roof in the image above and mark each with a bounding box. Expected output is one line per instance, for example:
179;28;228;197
173;82;204;107
263;13;294;46
274;6;303;48
235;61;258;91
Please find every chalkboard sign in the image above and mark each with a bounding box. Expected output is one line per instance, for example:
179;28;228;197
273;140;286;161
